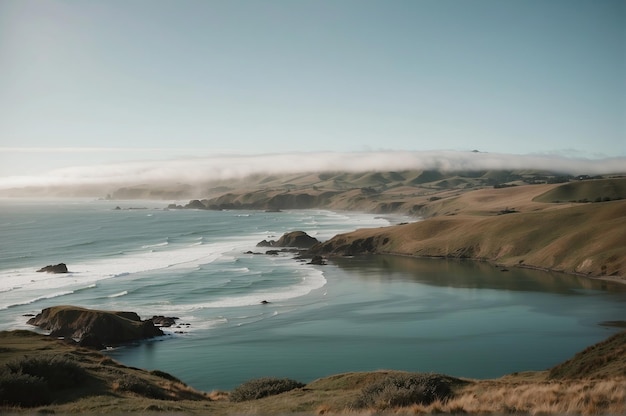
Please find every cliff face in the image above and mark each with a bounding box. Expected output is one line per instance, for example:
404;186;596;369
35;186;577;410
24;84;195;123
27;305;163;346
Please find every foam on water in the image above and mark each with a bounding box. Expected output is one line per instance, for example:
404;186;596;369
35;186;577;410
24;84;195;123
0;204;396;332
4;290;76;309
142;241;169;249
181;267;326;310
0;239;253;310
108;291;128;298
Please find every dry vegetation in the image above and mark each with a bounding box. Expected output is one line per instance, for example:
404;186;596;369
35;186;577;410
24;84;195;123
165;171;626;279
313;179;626;280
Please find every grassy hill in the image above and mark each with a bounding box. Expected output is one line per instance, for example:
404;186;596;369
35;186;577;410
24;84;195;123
534;178;626;203
312;181;626;279
183;171;619;214
548;331;626;379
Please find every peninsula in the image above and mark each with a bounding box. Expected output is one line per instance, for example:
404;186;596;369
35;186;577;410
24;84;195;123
170;170;626;282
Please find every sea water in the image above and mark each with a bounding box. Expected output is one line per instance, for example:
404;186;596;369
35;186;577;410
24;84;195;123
1;198;624;391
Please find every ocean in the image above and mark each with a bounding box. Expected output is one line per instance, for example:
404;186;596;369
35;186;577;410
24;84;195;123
1;198;625;391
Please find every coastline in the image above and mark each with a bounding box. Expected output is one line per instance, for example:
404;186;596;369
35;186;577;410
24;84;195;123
2;176;625;413
368;251;626;286
310;199;626;282
1;327;624;414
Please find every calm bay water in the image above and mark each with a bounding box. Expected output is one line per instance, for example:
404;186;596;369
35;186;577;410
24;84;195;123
1;199;624;391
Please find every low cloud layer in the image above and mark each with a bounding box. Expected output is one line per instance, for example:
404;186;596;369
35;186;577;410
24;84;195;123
0;150;624;191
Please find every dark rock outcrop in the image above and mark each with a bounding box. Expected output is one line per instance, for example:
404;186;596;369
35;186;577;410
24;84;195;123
27;305;164;347
276;231;319;248
184;199;207;209
308;255;326;265
257;231;319;249
309;235;389;257
148;315;179;327
78;333;105;350
37;263;68;273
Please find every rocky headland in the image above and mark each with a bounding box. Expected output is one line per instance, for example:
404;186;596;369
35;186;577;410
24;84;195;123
26;305;173;349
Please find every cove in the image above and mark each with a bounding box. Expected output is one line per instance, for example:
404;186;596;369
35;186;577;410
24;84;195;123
106;255;626;391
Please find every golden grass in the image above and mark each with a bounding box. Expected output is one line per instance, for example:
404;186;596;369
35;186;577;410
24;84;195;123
398;378;626;415
534;178;626;203
549;331;626;379
316;196;626;279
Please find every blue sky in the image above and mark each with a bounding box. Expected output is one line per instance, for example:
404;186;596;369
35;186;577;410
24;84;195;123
0;0;624;179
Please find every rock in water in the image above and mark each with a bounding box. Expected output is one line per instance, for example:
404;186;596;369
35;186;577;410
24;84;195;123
149;315;179;327
256;239;275;247
27;305;164;347
184;199;206;209
257;231;319;249
37;263;68;273
308;255;326;265
276;231;319;248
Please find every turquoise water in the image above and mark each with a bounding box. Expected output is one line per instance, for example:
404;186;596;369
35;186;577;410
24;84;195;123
1;199;624;391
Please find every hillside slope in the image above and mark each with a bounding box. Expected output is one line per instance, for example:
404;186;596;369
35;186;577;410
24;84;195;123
534;178;626;203
548;331;626;379
311;183;626;279
178;170;614;215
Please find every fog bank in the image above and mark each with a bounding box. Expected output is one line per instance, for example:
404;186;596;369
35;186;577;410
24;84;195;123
0;150;624;191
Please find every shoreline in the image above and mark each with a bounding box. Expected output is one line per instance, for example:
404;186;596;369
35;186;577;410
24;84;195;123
2;176;625;413
311;199;626;282
364;250;626;286
2;249;625;411
1;327;624;414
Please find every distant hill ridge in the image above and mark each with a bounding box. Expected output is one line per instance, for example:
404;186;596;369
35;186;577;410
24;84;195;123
168;171;623;214
534;178;626;203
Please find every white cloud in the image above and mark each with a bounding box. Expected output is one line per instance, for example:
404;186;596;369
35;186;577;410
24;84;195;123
0;150;623;191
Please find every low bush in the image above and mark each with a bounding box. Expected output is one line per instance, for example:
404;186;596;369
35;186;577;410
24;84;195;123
229;377;305;402
115;374;169;400
5;354;87;390
0;369;51;407
353;372;460;410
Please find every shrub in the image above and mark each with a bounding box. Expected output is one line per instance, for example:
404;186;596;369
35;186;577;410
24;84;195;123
5;354;87;390
0;369;51;407
115;374;169;400
353;372;459;410
229;377;305;402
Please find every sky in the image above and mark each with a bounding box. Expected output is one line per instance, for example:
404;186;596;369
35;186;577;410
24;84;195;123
0;0;624;187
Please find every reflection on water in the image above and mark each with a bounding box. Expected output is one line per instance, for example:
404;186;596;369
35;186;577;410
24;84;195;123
331;255;626;295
